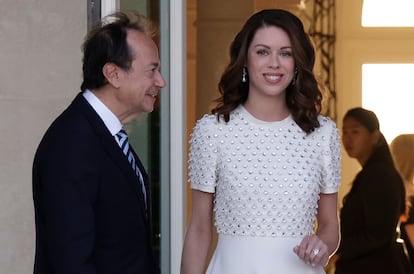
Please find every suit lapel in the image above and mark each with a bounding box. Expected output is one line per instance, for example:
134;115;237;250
101;134;149;220
72;93;149;222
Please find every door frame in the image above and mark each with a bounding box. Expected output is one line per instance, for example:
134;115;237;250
99;0;186;273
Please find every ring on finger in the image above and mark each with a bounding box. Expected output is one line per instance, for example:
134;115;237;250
312;248;320;256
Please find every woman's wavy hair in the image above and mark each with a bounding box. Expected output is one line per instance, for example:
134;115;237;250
211;9;322;133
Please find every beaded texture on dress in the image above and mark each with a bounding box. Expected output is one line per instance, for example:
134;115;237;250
189;105;341;238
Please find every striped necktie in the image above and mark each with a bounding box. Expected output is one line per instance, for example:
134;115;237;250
116;128;147;204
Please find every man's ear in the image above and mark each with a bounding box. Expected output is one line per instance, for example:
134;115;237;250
102;63;121;88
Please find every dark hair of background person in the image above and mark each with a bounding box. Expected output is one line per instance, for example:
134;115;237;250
80;11;156;91
211;9;322;134
342;107;400;205
343;107;388;147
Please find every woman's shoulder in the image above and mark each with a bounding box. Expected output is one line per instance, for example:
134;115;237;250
360;162;402;188
195;109;241;127
309;115;339;137
196;113;217;125
192;113;223;135
317;114;337;129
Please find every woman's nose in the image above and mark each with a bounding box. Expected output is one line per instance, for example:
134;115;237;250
269;56;280;69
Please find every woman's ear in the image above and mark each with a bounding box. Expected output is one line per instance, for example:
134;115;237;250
102;63;121;88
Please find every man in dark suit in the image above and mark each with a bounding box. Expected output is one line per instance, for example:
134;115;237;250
32;11;166;274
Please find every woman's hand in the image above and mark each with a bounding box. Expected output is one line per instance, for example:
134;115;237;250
293;234;329;267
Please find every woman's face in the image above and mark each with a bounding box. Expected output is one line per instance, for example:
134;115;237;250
342;117;377;164
246;26;295;101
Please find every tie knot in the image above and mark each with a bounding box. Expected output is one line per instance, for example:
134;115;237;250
116;128;128;138
116;128;129;146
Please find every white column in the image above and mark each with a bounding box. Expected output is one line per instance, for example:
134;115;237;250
169;0;186;272
101;0;119;17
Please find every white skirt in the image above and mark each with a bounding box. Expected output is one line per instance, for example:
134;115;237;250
206;234;325;274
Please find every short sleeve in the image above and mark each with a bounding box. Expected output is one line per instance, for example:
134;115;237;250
320;117;341;194
188;115;218;193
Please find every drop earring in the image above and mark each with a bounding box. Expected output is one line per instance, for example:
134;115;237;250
242;67;247;83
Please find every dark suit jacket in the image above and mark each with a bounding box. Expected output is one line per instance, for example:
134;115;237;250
335;145;406;274
33;92;159;274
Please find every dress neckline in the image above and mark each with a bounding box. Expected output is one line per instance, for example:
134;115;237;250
237;105;292;126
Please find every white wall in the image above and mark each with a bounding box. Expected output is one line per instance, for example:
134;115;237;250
0;0;86;272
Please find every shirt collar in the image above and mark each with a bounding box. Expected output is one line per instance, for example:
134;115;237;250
82;89;123;136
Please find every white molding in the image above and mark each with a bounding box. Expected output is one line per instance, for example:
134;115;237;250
169;0;186;273
101;0;119;17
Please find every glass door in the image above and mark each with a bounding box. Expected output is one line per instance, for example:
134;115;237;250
87;0;163;258
118;0;162;265
87;1;186;273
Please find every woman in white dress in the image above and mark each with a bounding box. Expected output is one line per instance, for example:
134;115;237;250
181;9;341;274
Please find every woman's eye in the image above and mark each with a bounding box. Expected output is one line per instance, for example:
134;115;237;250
281;51;292;57
257;49;268;55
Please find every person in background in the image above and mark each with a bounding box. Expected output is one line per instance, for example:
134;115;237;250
391;134;414;269
32;11;166;274
334;107;409;274
181;9;341;274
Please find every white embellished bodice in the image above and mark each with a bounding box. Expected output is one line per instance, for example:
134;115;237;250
189;106;341;238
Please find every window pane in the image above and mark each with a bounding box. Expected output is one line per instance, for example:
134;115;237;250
362;0;414;27
362;64;414;142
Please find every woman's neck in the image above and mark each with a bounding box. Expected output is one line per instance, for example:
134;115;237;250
243;98;289;122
